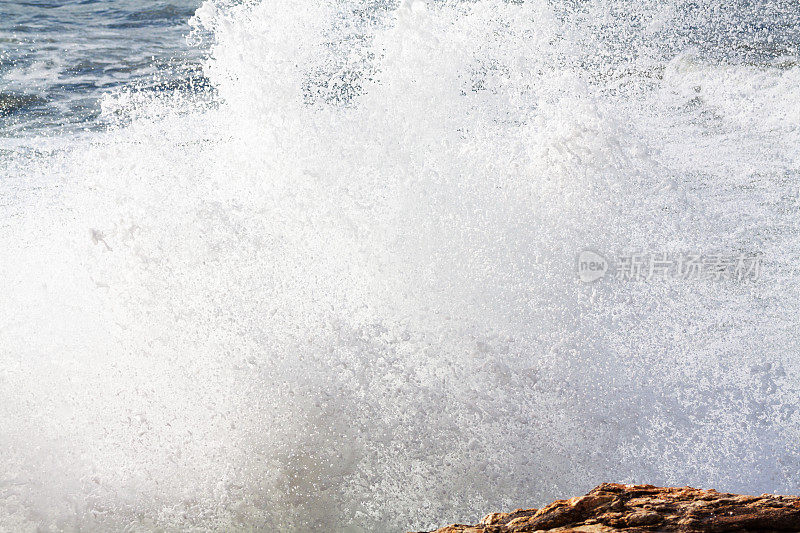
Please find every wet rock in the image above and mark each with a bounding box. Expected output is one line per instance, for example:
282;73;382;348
415;483;800;532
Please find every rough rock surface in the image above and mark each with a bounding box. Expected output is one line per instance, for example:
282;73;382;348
415;483;800;532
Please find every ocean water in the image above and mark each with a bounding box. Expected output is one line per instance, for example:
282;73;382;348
1;0;799;531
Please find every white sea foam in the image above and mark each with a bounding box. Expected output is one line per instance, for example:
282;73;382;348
1;0;799;531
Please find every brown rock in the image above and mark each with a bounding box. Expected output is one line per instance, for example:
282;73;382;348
415;484;800;532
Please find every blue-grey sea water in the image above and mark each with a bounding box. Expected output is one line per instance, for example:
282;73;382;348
1;0;798;136
0;0;203;135
1;1;800;532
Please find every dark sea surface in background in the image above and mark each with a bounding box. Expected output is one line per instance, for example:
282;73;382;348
0;0;204;135
1;0;799;137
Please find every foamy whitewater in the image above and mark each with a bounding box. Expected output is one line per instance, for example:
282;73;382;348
1;0;799;531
